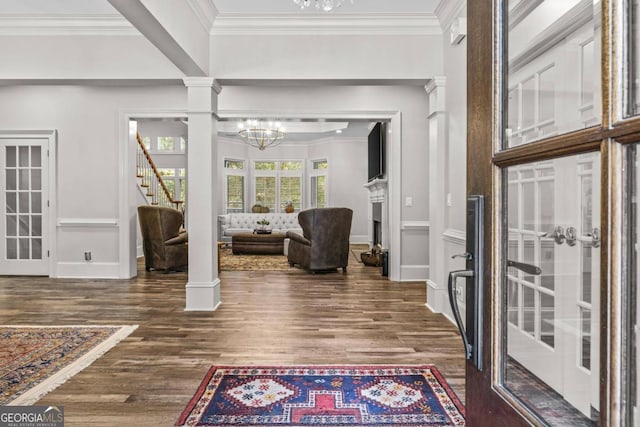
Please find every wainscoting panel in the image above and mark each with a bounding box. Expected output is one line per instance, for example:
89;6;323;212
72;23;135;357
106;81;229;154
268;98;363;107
399;221;429;281
55;218;120;278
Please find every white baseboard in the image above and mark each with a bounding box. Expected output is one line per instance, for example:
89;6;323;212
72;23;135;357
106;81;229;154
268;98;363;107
54;262;121;279
350;235;369;244
425;279;441;312
399;264;429;281
185;279;221;311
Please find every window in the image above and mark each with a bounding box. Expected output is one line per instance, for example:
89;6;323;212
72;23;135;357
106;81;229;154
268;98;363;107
147;136;186;153
310;159;328;208
224;159;245;213
253;160;303;213
156;168;185;203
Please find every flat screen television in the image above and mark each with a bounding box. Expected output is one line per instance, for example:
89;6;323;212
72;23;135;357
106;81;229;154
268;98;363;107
368;122;385;182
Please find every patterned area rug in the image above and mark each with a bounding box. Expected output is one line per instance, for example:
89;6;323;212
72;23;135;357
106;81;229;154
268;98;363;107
220;245;369;271
0;325;137;405
176;365;465;426
219;247;289;271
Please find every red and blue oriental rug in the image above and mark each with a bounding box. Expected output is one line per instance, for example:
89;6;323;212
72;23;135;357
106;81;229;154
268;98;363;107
176;365;465;426
0;325;137;405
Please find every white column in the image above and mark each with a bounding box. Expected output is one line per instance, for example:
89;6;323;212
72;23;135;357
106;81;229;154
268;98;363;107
425;77;448;313
184;77;222;311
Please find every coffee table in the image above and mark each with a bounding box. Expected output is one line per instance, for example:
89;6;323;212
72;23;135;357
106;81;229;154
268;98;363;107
232;232;286;255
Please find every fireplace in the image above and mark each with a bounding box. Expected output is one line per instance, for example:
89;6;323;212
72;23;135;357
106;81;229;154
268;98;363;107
363;178;388;249
372;202;382;246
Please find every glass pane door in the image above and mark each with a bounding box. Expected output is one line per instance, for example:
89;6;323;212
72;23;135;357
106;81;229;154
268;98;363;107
502;152;600;425
505;0;601;148
0;138;48;275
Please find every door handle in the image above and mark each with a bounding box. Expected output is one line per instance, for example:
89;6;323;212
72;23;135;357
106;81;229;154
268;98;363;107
444;195;484;371
506;259;542;275
448;269;474;359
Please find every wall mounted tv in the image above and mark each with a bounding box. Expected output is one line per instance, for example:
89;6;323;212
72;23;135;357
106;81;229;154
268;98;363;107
368;122;385;182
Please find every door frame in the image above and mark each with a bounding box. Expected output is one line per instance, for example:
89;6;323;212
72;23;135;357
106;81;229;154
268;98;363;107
0;130;57;277
119;108;404;280
466;0;633;425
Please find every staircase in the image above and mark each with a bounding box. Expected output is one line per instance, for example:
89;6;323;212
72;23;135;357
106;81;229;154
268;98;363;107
135;132;184;211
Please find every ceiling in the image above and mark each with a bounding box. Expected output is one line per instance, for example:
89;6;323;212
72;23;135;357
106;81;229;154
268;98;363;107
0;0;440;16
212;0;440;16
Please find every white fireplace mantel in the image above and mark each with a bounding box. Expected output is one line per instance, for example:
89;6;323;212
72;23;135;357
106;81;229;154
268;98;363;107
363;178;389;249
363;178;388;203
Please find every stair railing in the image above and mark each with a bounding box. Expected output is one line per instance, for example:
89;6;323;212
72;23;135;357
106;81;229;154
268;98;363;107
135;132;183;211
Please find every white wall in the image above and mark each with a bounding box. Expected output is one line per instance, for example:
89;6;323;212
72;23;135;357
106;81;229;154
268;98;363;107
0;35;182;80
0;84;186;278
309;139;368;242
211;34;443;81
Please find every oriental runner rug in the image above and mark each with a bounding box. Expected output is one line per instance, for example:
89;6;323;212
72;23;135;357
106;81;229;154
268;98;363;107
176;365;465;426
0;325;137;405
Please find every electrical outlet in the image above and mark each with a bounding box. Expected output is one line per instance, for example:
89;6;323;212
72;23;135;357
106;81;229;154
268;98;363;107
405;196;413;207
446;193;452;207
84;251;91;261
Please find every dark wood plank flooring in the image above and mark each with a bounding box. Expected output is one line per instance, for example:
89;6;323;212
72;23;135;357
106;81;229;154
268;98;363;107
0;257;465;426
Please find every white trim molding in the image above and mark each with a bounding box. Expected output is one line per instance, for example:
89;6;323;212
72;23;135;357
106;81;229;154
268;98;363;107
400;265;429;282
400;221;430;230
57;218;119;228
0;15;137;36
186;0;218;33
434;0;465;33
211;14;441;36
185;280;222;311
56;262;121;279
442;228;465;245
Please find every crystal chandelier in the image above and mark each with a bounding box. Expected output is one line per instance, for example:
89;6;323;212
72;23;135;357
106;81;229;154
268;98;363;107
238;120;286;151
292;0;353;12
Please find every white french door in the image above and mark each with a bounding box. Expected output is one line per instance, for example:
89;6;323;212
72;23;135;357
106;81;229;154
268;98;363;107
506;153;600;417
0;138;50;275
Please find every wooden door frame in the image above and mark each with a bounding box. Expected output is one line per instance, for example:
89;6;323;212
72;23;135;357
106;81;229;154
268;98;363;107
466;0;640;425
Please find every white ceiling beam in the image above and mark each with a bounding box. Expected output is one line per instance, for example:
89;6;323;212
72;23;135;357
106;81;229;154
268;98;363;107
108;0;209;77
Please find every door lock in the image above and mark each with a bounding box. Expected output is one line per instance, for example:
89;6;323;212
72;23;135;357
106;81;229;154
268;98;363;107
446;195;484;371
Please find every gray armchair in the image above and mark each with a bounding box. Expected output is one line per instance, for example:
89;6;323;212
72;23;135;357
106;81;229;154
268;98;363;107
286;207;353;273
138;205;188;271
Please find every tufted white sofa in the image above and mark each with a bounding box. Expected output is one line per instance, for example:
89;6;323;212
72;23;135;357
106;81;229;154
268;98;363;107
218;212;302;243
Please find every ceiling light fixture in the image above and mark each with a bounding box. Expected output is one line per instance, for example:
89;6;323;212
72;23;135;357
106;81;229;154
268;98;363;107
238;120;286;151
292;0;354;12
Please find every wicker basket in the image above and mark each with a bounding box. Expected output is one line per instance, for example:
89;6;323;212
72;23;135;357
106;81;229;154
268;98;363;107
360;251;381;267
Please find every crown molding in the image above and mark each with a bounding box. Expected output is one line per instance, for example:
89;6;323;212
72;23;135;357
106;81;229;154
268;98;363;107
211;14;441;36
434;0;465;32
0;14;137;36
186;0;218;33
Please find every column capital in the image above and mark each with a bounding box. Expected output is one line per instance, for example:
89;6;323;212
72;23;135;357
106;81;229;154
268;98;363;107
183;77;222;94
424;76;447;94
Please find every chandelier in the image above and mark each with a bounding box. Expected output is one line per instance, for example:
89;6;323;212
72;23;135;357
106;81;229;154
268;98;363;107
292;0;353;12
238;120;286;151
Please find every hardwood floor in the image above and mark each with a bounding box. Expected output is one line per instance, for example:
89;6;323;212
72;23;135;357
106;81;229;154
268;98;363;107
0;257;465;426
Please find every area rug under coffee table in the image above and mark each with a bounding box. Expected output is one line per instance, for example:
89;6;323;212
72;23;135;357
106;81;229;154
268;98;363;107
176;365;465;426
0;325;137;405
